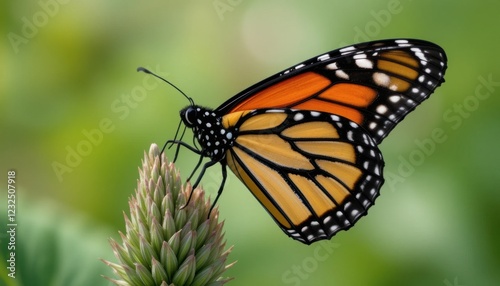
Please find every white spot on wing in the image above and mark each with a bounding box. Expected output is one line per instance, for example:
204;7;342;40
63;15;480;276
340;46;355;53
318;54;330;61
335;69;349;79
373;72;390;87
389;95;401;103
376;105;388;114
295;64;305;70
355;58;373;69
326;62;338;70
347;131;354;141
293;113;304;121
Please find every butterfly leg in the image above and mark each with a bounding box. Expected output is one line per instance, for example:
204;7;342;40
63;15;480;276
162;140;201;162
208;163;227;217
186;154;205;182
182;158;221;208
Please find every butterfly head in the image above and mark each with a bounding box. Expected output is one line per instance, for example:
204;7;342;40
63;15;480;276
180;105;232;160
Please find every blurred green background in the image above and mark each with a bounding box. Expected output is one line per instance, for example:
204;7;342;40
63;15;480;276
2;0;500;285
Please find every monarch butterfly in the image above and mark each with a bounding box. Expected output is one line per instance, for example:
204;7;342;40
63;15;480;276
140;39;447;244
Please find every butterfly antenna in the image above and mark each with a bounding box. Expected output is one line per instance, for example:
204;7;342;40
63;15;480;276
137;67;194;106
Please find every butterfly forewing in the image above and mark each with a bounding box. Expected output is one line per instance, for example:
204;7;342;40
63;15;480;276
217;39;447;144
223;109;384;244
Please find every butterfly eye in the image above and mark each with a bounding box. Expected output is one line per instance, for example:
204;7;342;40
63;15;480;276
181;106;198;127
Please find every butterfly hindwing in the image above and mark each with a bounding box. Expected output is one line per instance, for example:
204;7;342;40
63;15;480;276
217;39;447;144
222;109;384;244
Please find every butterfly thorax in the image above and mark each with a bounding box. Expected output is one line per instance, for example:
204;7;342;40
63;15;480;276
180;105;236;160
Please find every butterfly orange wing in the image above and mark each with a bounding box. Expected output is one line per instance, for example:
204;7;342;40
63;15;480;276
217;39;447;144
